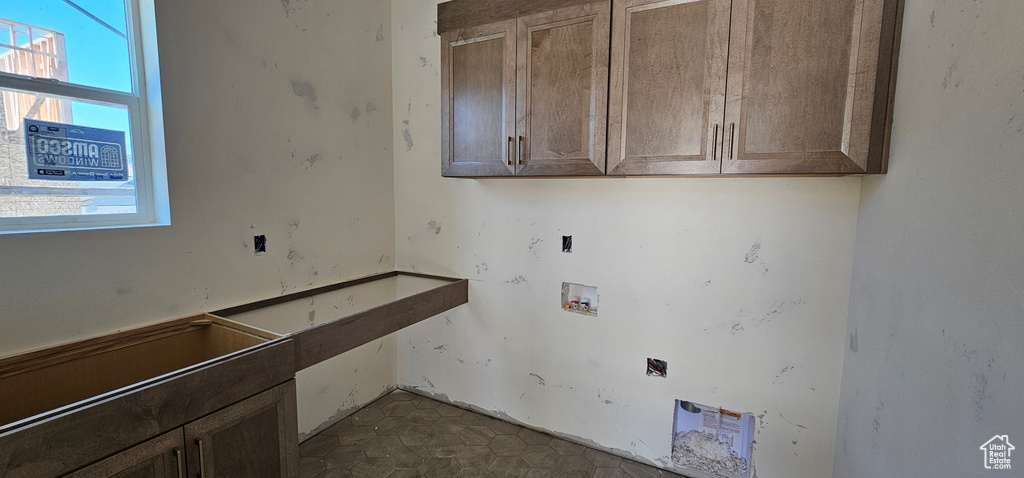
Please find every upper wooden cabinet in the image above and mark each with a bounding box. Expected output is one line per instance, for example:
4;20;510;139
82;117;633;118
721;0;901;174
441;20;517;177
607;0;731;175
516;2;609;176
439;0;902;176
441;0;611;177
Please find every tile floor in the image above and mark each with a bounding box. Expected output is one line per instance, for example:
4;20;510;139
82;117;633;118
300;390;685;478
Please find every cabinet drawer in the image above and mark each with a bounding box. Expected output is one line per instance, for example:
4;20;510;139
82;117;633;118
63;430;184;478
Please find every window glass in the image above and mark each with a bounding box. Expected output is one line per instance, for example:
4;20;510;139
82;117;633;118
0;1;132;93
0;86;137;218
0;0;166;233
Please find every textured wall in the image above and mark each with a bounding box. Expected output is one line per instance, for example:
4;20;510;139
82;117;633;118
0;0;396;436
391;1;862;476
833;1;1024;476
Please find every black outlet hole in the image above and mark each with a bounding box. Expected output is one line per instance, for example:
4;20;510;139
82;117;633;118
254;235;267;255
647;358;667;377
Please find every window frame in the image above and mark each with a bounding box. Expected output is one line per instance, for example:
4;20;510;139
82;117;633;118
0;0;168;234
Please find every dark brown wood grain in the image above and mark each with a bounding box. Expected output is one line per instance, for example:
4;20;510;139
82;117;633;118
516;1;610;176
438;0;602;33
210;272;398;317
63;429;184;478
722;0;895;174
441;20;518;177
0;339;295;478
0;315;201;372
606;0;730;176
873;0;905;174
185;381;299;478
395;271;465;282
293;279;468;370
1;271;464;477
0;317;272;429
439;0;901;178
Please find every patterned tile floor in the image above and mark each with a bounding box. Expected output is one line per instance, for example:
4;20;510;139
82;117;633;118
300;390;684;478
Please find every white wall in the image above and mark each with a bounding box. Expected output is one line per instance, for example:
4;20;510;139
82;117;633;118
833;1;1024;477
0;0;397;436
392;1;862;476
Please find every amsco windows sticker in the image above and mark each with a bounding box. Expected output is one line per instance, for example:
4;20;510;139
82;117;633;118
25;119;128;182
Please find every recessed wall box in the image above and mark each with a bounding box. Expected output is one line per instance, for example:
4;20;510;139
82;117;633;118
672;400;755;477
561;282;598;316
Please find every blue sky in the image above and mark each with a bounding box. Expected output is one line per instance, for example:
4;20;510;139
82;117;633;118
0;0;132;135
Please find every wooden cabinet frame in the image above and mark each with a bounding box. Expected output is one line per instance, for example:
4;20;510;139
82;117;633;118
212;271;469;371
721;0;903;174
0;338;295;478
185;381;299;478
606;0;730;175
1;271;469;478
65;382;299;478
64;430;185;478
440;0;611;177
441;20;518;177
439;0;904;176
515;1;610;176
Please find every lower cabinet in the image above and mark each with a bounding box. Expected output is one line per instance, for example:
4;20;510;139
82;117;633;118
64;380;298;478
185;379;299;478
63;430;184;478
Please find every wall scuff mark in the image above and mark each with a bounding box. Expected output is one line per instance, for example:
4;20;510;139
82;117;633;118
744;240;762;264
403;129;414;150
290;80;318;108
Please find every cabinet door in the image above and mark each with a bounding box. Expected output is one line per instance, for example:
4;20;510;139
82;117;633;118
184;380;298;478
607;0;731;175
723;0;898;174
441;20;517;177
516;1;610;176
63;430;184;478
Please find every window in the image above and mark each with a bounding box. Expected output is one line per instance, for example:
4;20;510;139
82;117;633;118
0;0;167;234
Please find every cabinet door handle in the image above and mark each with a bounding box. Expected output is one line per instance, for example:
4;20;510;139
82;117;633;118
518;136;525;166
711;124;719;161
173;448;184;478
729;122;735;160
507;136;514;165
195;439;207;478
